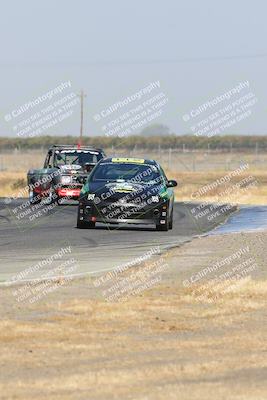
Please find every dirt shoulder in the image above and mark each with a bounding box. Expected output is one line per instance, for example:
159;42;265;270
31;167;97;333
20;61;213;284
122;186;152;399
1;231;267;400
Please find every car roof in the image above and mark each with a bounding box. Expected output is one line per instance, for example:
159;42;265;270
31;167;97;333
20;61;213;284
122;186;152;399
49;145;104;152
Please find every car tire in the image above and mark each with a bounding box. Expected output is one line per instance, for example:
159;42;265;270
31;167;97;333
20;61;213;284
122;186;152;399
29;190;41;205
47;186;58;205
77;219;96;229
56;197;64;206
169;209;173;230
156;205;170;231
156;216;169;231
156;223;169;231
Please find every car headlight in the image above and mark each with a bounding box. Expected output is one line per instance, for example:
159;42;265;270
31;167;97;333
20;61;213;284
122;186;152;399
61;175;72;185
151;195;159;203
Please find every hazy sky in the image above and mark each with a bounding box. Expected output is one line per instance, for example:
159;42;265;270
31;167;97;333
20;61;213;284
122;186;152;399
0;0;266;137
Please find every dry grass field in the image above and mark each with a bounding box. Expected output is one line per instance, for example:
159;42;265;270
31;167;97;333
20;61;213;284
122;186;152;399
1;149;267;204
0;232;267;399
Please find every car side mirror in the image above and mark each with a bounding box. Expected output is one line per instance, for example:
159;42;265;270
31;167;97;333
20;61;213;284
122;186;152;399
167;180;177;187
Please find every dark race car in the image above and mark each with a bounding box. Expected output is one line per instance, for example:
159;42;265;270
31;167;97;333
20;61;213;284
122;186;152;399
77;157;177;231
27;145;106;205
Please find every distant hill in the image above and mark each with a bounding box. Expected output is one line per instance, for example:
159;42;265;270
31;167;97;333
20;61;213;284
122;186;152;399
140;124;171;136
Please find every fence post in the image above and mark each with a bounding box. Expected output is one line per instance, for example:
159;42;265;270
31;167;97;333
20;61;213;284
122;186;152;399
255;142;259;163
192;155;196;171
168;148;172;169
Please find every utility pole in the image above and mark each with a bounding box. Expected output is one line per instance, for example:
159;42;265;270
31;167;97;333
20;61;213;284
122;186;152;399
78;90;87;147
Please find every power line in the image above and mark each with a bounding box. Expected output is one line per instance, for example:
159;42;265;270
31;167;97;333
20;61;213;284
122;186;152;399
2;52;267;68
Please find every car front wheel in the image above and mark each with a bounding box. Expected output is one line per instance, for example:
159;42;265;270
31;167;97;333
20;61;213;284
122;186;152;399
77;217;95;229
29;190;41;204
156;215;169;231
169;209;173;230
46;186;58;205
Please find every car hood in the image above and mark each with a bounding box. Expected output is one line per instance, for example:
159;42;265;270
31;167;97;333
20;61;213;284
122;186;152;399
87;181;165;202
59;164;96;175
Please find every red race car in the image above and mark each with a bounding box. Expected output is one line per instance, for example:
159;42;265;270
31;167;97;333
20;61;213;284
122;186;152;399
27;145;106;205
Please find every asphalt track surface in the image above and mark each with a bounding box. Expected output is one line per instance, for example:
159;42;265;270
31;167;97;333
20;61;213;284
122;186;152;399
0;199;235;284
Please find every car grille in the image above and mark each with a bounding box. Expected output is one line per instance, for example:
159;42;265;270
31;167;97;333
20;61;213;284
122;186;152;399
95;202;156;220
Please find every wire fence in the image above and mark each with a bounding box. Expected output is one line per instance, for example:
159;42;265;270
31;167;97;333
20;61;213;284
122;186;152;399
0;146;267;173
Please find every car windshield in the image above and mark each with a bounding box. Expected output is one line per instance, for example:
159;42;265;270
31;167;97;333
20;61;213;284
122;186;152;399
54;150;101;167
90;163;161;184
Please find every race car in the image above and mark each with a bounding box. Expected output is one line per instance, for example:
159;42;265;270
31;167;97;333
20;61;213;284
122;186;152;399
27;145;106;204
77;157;177;231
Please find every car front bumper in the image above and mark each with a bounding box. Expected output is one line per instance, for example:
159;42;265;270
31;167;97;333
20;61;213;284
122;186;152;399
78;200;169;226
